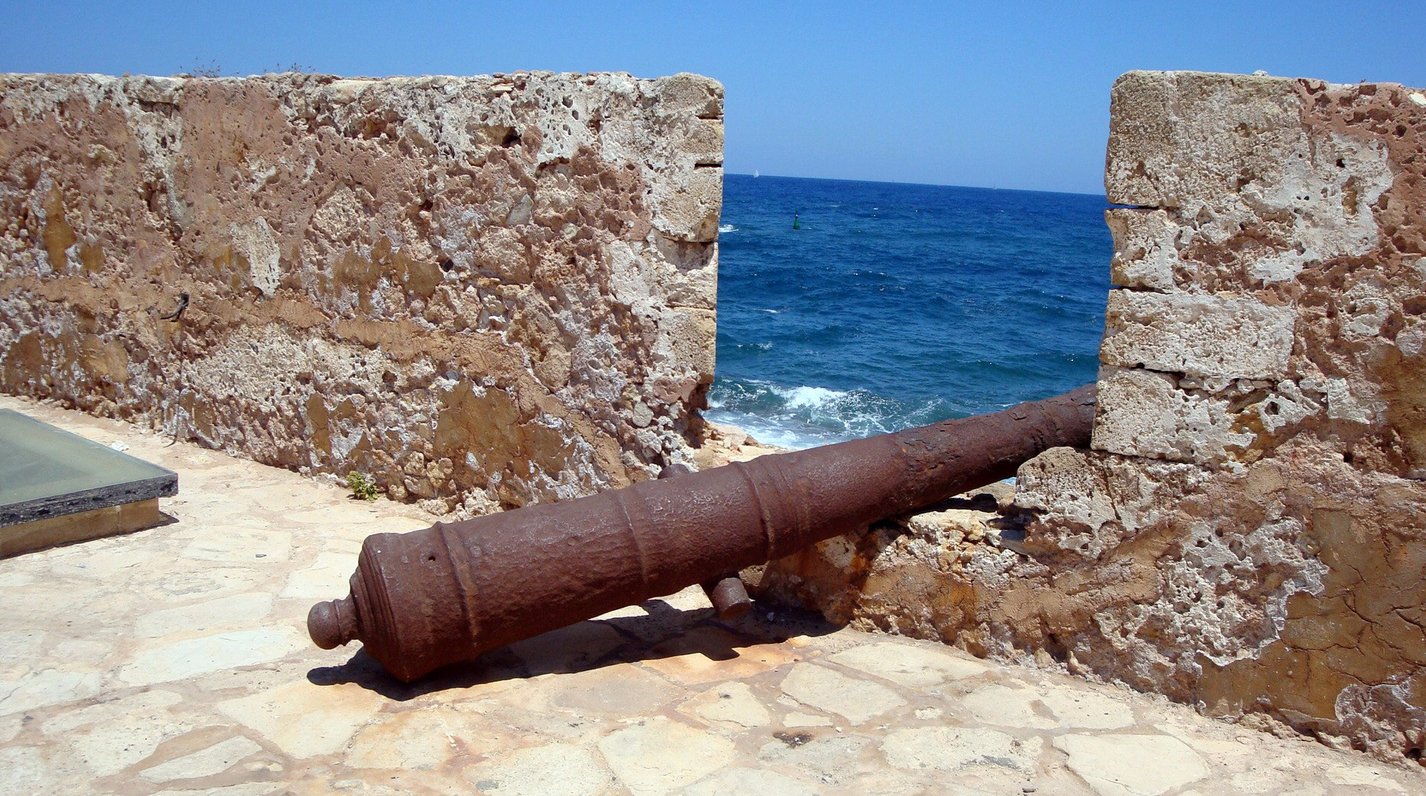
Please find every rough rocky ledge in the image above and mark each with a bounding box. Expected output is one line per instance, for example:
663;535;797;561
0;70;723;514
753;71;1426;766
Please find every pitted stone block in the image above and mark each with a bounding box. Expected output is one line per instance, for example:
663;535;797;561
1101;291;1294;380
1106;208;1179;291
1107;71;1305;209
1092;368;1253;464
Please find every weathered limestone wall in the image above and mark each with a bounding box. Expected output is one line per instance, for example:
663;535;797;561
0;72;722;513
753;71;1426;763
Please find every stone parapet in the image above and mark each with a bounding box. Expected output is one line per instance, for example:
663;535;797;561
0;71;722;512
752;71;1426;764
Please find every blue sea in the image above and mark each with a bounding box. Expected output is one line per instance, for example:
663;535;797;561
705;174;1112;449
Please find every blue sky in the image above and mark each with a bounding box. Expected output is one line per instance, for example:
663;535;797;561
4;1;1423;194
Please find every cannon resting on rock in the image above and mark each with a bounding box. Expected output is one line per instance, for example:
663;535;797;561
308;385;1096;682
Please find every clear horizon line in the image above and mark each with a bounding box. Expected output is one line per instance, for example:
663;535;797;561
725;171;1106;199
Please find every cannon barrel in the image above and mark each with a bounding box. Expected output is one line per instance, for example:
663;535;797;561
308;385;1096;682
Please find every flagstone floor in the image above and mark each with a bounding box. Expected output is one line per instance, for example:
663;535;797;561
0;394;1419;795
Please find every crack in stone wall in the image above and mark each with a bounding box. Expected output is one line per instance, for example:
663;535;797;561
0;71;723;514
751;71;1426;765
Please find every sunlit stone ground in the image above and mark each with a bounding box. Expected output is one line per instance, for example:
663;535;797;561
0;394;1418;795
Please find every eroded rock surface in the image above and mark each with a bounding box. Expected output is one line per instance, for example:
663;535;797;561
753;72;1426;765
0;71;722;512
2;393;1415;794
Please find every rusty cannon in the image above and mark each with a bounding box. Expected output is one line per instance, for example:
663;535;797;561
308;385;1096;682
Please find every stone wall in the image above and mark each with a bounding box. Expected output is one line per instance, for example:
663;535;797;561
752;71;1426;764
0;71;722;513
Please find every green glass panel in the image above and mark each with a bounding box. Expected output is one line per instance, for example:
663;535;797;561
0;408;177;524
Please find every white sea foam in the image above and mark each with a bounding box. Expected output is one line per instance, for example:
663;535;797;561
705;379;917;449
718;223;737;233
704;409;820;450
778;385;846;410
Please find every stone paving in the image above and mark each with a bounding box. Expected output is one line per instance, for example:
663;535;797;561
1;394;1421;795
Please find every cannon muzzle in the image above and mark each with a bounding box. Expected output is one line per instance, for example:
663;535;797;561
308;385;1095;681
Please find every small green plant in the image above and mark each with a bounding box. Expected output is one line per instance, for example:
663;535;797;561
347;471;380;501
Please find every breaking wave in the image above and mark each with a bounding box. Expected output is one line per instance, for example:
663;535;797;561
705;378;944;450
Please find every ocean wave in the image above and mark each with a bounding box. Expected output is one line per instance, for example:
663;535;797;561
701;410;824;451
704;377;948;449
718;223;737;233
781;385;845;410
